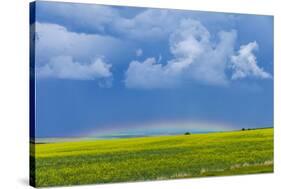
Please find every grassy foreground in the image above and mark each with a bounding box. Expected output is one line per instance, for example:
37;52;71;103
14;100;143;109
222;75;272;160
32;128;273;187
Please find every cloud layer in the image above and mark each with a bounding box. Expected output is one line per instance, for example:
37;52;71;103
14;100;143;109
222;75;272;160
37;3;179;41
37;2;237;41
35;3;272;89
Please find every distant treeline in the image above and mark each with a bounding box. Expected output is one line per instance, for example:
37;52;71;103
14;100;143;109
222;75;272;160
241;127;273;131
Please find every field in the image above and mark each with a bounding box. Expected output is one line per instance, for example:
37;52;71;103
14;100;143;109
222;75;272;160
31;128;273;187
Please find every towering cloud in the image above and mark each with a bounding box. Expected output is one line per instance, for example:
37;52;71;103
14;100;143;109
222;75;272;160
230;42;271;80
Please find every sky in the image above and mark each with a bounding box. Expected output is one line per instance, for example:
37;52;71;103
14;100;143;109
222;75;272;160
32;1;273;138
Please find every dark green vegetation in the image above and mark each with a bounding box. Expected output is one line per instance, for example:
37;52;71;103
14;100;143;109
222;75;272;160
32;128;273;187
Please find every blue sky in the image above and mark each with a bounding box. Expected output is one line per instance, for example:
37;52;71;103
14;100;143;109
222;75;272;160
33;1;273;138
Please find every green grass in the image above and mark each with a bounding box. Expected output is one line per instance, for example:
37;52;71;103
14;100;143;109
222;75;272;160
32;128;273;187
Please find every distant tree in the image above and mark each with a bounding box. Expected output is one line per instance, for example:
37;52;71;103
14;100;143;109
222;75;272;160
184;132;191;135
241;128;246;131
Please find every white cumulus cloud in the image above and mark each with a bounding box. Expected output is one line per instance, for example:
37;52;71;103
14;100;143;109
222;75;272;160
37;56;112;81
230;41;271;79
34;22;130;86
